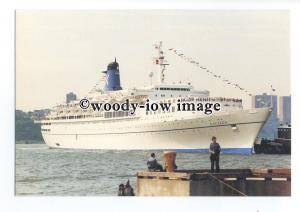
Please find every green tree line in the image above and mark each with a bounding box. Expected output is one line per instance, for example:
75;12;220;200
15;110;44;143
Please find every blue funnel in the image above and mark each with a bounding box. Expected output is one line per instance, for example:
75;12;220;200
104;58;122;91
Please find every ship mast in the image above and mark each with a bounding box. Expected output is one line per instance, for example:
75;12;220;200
154;41;169;84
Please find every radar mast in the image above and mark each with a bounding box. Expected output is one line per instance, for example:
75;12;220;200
153;41;169;84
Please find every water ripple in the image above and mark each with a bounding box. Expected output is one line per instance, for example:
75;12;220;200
16;144;291;196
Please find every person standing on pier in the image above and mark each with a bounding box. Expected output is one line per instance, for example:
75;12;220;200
209;136;221;173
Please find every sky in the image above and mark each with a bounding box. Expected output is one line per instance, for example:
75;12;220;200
16;10;290;111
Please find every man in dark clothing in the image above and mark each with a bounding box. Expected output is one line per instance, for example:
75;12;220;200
118;180;135;196
147;153;163;171
124;180;135;196
118;183;125;196
209;136;221;173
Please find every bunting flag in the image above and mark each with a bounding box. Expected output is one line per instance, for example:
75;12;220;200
167;47;253;96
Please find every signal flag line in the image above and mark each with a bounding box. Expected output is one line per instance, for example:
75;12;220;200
167;48;253;97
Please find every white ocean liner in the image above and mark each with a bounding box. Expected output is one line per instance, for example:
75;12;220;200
40;42;271;154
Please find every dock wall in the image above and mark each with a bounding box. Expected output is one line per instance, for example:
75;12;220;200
137;169;291;196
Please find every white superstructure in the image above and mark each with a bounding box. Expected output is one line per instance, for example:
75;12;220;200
40;42;271;154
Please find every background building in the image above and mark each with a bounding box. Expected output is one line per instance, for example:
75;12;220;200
278;95;291;125
66;92;77;104
252;93;279;139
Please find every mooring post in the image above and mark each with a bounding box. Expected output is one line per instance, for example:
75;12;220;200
163;151;177;172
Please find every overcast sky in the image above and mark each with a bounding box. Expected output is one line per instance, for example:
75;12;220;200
16;10;290;111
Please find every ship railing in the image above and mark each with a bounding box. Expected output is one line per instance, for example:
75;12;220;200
166;96;242;103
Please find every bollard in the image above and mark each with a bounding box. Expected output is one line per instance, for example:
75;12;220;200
164;151;177;172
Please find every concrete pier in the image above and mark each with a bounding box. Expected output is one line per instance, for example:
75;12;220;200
136;168;291;196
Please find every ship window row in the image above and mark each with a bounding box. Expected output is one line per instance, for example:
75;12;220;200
180;97;242;103
146;107;175;115
41;123;51;125
157;87;190;91
41;129;51;131
104;111;132;118
279;129;290;132
155;94;180;97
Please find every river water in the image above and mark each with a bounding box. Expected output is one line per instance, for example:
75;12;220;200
15;144;290;196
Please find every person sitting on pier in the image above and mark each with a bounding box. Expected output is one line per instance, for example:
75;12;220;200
209;136;221;173
147;153;163;172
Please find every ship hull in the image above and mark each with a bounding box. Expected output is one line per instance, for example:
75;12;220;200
41;108;270;154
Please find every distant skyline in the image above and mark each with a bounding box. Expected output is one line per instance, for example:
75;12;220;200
16;10;290;111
